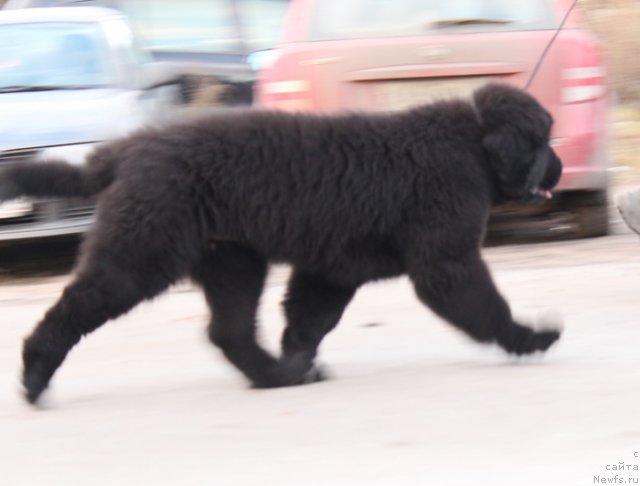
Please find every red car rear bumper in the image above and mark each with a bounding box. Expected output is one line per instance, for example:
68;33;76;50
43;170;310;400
552;99;610;192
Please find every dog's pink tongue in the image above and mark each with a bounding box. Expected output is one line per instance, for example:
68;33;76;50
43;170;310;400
544;190;553;200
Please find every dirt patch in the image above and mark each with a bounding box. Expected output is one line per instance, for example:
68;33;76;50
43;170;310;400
580;0;640;105
575;1;640;180
611;106;640;182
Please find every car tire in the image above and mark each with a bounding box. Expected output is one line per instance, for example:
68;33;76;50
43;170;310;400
564;190;609;238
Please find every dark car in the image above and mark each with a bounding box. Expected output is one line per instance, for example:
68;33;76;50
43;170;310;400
4;0;290;106
0;0;289;243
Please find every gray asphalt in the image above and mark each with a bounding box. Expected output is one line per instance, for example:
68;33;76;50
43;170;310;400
1;223;640;485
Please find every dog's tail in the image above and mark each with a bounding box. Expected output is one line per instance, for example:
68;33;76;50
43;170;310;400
0;145;119;202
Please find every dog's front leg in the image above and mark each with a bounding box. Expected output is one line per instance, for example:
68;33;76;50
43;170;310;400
406;244;561;356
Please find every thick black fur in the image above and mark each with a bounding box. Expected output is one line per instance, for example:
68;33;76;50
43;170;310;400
0;83;563;405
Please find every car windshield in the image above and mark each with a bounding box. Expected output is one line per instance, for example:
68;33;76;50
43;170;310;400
310;0;554;41
118;0;288;55
0;22;111;91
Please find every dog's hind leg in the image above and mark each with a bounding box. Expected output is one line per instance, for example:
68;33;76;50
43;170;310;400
22;255;181;405
279;271;356;382
22;202;199;404
192;245;325;388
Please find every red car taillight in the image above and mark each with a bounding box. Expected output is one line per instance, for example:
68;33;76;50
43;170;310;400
259;79;313;111
560;33;606;104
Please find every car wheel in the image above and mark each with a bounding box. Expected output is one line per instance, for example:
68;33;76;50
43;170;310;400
564;190;609;238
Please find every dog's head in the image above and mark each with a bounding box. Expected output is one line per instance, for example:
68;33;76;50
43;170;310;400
473;83;562;204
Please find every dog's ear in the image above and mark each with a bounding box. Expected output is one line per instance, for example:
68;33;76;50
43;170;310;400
482;127;544;200
482;128;563;203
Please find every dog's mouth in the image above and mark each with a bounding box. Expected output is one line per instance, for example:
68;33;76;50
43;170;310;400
532;187;553;200
524;187;554;204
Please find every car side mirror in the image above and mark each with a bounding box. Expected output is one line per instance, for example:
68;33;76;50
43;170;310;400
246;49;278;72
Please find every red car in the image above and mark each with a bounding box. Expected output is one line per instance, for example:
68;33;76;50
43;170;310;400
255;0;610;238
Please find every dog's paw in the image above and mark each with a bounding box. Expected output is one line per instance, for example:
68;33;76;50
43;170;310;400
497;319;562;356
251;354;327;389
23;364;52;406
294;364;327;385
524;328;561;354
22;343;66;406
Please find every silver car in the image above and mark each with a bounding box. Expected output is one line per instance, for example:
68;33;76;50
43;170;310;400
0;7;179;242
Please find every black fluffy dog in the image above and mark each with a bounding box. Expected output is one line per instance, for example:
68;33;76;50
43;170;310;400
0;83;563;405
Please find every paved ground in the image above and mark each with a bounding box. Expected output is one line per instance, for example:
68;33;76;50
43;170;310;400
1;216;640;485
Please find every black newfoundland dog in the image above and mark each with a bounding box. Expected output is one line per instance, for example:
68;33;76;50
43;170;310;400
0;83;562;405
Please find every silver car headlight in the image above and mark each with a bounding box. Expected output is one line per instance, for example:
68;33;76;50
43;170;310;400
39;143;97;166
0;143;97;219
0;197;33;220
